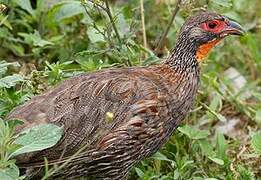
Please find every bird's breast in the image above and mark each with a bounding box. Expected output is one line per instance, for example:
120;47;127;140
152;64;200;132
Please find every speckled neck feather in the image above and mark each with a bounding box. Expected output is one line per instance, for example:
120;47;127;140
165;34;200;76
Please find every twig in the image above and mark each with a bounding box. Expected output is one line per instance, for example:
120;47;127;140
41;144;90;180
88;0;107;11
40;133;100;179
155;0;182;53
81;1;105;36
140;0;147;59
104;0;122;45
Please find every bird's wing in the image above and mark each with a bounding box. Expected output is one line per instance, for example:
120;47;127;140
7;66;171;164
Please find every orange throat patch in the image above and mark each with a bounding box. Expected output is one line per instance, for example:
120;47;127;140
196;39;221;62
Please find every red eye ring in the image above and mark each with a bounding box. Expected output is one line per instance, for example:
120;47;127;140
207;21;217;29
201;19;225;33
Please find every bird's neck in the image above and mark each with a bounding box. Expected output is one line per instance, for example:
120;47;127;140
164;37;200;75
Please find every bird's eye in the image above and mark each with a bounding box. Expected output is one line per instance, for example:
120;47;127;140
208;21;217;29
201;20;224;33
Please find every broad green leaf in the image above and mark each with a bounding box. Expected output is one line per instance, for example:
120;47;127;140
174;169;180;179
193;177;204;180
255;109;261;124
14;0;35;16
178;125;210;140
202;103;227;122
0;61;20;69
181;160;194;169
242;34;260;64
209;94;221;111
49;35;64;42
117;13;130;36
18;30;54;47
4;43;25;56
151;152;171;162
212;0;232;7
55;2;84;22
75;50;106;71
198;139;215;157
0;27;12;39
252;92;261;101
193;178;218;180
0;164;20;180
208;157;224;165
216;113;227;122
87;27;105;43
0;15;12;30
10;124;63;157
0;117;7;139
134;167;144;178
0;61;20;77
0;74;23;88
216;133;227;160
47;1;85;23
251;132;261;154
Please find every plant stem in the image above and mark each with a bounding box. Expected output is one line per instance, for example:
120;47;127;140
88;0;107;11
104;0;122;45
155;0;182;53
140;0;147;59
81;1;105;36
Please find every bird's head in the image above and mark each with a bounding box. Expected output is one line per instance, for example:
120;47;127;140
177;11;245;61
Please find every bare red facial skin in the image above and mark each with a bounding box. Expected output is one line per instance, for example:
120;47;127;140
195;19;226;62
200;19;226;34
196;19;227;62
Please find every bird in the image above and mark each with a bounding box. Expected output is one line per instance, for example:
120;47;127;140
7;11;244;179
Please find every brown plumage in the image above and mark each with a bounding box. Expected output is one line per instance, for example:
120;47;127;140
7;11;244;179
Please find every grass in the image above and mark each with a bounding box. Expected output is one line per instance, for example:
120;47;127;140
0;0;260;179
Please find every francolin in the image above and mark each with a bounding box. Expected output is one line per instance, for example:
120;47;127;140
7;11;244;179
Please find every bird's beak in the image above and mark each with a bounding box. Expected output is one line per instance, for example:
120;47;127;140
219;19;245;38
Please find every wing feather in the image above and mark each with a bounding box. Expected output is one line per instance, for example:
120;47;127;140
8;67;170;165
